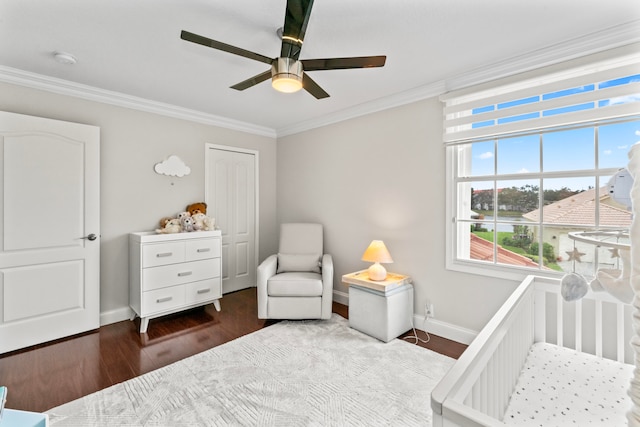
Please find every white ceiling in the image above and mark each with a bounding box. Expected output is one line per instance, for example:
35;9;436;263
1;0;639;136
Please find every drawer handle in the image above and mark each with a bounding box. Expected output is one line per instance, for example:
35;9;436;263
157;252;173;258
157;296;173;303
197;288;211;294
196;248;211;253
178;271;193;277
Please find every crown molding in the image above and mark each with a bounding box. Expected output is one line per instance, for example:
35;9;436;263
278;20;640;137
1;20;637;139
0;65;276;138
443;20;640;93
276;81;446;137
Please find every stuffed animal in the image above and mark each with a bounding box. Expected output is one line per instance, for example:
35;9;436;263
181;216;195;232
203;216;216;231
177;211;191;220
156;218;182;234
158;216;173;229
186;202;207;216
191;213;207;231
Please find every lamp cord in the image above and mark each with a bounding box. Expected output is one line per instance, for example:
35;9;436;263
403;310;431;345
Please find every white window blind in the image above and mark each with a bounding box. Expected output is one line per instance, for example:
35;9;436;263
442;48;640;144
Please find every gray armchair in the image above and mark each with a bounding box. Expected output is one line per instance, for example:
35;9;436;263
257;223;333;319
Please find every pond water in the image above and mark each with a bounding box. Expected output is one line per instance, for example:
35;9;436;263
474;215;526;232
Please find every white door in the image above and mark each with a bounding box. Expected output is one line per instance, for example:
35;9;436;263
206;146;257;293
0;111;100;354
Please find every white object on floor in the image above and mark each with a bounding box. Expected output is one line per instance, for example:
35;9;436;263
348;281;414;342
47;314;454;426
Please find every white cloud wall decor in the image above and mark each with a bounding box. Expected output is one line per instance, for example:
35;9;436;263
154;155;191;177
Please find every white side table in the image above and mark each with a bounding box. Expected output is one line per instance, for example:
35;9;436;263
342;270;413;342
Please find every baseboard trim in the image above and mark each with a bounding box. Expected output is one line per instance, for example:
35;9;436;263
412;314;477;345
334;292;477;345
100;307;133;326
332;289;349;306
103;297;477;344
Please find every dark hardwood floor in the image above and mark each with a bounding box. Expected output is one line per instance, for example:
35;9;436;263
0;288;467;413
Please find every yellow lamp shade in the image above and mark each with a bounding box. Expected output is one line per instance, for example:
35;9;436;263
361;240;393;281
361;240;393;263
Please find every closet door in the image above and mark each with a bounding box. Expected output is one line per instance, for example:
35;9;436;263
206;146;257;293
0;111;100;354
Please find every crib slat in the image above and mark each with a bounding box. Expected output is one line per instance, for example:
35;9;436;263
617;303;625;363
534;288;546;343
575;299;583;352
595;299;603;358
556;292;563;347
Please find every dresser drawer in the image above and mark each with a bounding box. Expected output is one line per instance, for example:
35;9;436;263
141;285;185;314
142;242;185;267
186;238;221;261
186;278;221;304
142;259;220;292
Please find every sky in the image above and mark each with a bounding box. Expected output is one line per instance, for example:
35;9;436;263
470;121;638;185
467;74;640;192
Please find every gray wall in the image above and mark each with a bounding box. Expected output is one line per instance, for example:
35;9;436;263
0;82;278;317
1;80;520;335
277;98;518;332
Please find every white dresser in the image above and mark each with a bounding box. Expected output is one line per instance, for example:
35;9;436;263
129;230;222;333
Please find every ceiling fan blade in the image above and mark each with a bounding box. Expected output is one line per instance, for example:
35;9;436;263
230;69;273;91
280;0;314;60
302;73;329;99
302;56;386;71
181;30;273;65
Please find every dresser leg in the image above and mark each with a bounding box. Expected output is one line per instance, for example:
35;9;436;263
213;299;221;312
139;317;149;333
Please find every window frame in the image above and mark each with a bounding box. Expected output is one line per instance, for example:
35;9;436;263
443;48;640;281
446;120;635;281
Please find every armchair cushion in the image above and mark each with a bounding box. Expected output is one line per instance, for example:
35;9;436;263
276;253;321;273
268;272;323;296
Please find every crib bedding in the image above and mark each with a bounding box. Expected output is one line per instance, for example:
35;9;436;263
503;342;633;426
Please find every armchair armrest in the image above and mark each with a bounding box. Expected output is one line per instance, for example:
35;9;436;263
320;254;334;319
257;254;278;319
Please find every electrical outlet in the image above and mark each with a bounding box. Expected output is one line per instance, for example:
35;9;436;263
425;301;434;319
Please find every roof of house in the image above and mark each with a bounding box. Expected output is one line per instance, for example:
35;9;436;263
470;233;542;268
522;187;632;227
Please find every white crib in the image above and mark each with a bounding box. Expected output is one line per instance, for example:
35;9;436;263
431;274;634;427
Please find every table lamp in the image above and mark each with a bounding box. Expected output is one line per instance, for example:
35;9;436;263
361;240;393;281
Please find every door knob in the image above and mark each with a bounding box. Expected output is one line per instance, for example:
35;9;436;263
83;233;98;241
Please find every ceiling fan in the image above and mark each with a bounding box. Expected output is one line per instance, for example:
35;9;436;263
180;0;386;99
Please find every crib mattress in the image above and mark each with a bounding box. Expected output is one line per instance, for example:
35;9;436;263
503;342;633;426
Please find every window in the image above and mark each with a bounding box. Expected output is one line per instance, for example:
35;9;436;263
443;48;640;280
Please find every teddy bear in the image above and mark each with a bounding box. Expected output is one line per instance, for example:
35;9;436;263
158;216;173;229
191;213;207;231
186;202;207;216
155;218;182;234
203;216;216;231
192;212;216;231
177;211;191;220
181;216;195;232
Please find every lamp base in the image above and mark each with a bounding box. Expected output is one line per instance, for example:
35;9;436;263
367;262;387;281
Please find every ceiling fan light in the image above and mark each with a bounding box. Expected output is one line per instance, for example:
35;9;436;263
272;75;303;93
271;57;303;93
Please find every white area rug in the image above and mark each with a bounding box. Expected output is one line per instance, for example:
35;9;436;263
48;314;454;426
